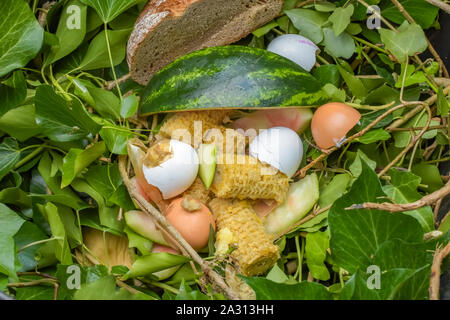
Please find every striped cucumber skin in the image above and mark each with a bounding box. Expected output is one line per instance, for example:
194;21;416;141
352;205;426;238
139;46;328;115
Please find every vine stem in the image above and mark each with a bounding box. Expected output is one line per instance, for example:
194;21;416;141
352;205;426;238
346;180;450;212
429;242;450;300
14;144;47;170
104;23;123;100
118;156;240;300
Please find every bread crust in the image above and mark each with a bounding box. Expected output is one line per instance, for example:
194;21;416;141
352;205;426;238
127;0;283;84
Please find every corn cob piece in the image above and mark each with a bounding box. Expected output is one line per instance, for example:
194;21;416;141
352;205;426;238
182;177;212;204
159;110;246;153
209;198;279;276
211;154;289;204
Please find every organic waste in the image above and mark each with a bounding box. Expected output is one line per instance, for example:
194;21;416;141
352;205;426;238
0;0;450;301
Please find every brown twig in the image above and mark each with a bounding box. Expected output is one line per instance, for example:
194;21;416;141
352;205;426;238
434;198;443;227
429;242;450;300
105;74;131;90
346;180;450;212
118;156;240;300
424;0;450;15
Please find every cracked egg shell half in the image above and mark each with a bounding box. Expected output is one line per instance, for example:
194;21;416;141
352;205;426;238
249;127;303;178
311;102;361;149
142;139;199;200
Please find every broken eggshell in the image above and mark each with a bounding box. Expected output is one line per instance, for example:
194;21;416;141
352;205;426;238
267;34;319;72
249;126;303;178
311;102;361;149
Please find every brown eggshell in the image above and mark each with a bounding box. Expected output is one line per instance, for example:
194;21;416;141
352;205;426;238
164;197;216;251
311;102;361;149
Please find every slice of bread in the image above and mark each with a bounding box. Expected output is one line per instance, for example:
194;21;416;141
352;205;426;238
127;0;284;85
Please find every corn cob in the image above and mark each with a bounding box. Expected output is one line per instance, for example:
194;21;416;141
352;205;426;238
211;154;289;204
209;198;279;276
182;177;212;204
159;110;246;153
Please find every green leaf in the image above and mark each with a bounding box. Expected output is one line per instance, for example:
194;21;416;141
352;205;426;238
120;94;139;119
86;86;121;120
329;4;354;36
381;0;439;29
74;275;151;300
319;173;352;209
322;83;346;102
124;227;153;255
241;277;332;300
61;141;107;188
0;71;27;117
285;9;329;44
0;0;44;77
322;28;355;59
266;264;290;283
14;221;48;272
0;137;20;181
382;169;434;232
348;149;377;178
78;28;131;70
0;105;43;142
395;63;428;88
176;280;210;300
0;203;25;279
437;86;449;116
328;160;423;274
38;203;73;265
379;22;428;63
37;152;90;211
252;21;279;37
15;287;55;300
411;163;444;192
123;253;190;280
305;231;330;281
35;85;100;142
80;0;139;23
337;65;367;98
45;0;88;66
312;64;341;87
358;128;391;144
99;123;134;155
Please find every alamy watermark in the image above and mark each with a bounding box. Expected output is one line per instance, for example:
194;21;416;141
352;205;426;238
66;5;81;30
367;5;381;30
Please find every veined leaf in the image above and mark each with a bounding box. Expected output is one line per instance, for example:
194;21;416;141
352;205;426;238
285;9;329;44
329;4;354;36
323;28;355;59
0;0;44;77
80;0;139;23
0;137;20;181
0;71;27;117
305;231;330;281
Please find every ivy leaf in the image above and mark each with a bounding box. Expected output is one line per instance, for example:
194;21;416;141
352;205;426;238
35;85;101;142
241;277;332;300
381;0;439;29
437;86;449;117
329;4;354;36
38;203;73;265
61;141;107;188
0;0;44;77
0;105;43;142
0;204;25;280
99;123;135;155
78;28;131;70
358;128;391;144
86;86;121;120
14;221;49;272
382;169;434;232
45;0;88;66
348;149;377;178
379;22;428;63
305;231;330;281
394;64;428;88
0;137;20;181
176;280;210;300
337;65;367;98
322;28;355;59
285;9;329;44
0;71;27;117
80;0;139;23
328;160;423;274
312;64;341;87
120;94;139;119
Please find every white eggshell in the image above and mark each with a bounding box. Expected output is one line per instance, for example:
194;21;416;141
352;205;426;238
249;127;303;178
143;140;199;199
267;34;318;72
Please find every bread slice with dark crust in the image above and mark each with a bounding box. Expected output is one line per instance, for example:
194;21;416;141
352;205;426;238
127;0;284;85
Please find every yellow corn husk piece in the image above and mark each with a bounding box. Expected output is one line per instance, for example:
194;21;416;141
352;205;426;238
159;110;229;144
211;154;289;204
209;198;279;276
182;177;212;204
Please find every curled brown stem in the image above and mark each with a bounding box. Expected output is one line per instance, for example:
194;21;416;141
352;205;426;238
118;156;240;300
429;242;450;300
346;180;450;212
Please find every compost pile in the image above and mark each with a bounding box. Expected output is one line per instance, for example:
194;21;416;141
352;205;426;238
0;0;449;300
